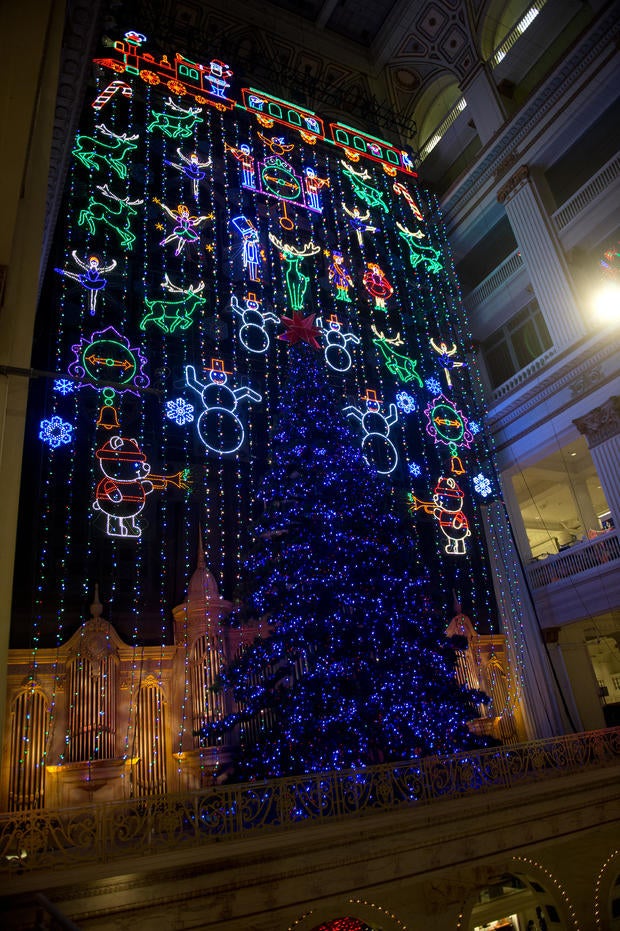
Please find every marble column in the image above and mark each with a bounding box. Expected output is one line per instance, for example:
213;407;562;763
500;472;535;561
459;62;505;145
497;165;586;347
480;501;569;738
574;396;620;528
555;632;606;731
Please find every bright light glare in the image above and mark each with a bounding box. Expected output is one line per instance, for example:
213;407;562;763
593;282;620;323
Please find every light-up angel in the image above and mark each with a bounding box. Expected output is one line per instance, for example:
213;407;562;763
156;200;209;256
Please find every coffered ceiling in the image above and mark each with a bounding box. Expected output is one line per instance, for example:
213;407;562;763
117;0;527;146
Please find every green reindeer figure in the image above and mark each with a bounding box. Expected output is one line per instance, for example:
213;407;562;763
78;185;143;250
341;160;388;213
72;123;139;180
372;325;423;386
268;233;321;311
397;222;444;274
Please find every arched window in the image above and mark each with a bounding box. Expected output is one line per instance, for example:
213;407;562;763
480;1;539;62
416;75;464;161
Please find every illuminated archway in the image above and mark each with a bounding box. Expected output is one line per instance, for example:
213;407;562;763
311;920;374;931
415;73;462;154
479;1;535;61
460;864;578;930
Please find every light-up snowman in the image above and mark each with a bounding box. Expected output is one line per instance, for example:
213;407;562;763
344;388;399;474
230;292;279;354
185;359;261;455
316;314;360;372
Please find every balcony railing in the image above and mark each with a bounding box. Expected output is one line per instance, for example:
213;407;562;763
463;248;524;312
463;154;620;315
553;152;620;232
526;530;620;589
1;727;618;873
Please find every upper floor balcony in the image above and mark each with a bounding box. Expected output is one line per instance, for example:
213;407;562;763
525;530;620;628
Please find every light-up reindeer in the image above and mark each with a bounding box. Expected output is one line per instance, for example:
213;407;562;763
268;234;321;311
140;275;206;333
78;184;143;250
72;123;139;179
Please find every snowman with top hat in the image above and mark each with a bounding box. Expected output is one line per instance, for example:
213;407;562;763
185;358;261;454
344;387;399;474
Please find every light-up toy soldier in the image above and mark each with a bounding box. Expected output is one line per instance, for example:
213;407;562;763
327;251;354;302
304;166;330;211
231;215;265;282
225;142;256;189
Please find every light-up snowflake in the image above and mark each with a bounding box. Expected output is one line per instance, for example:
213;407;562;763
408;461;422;478
54;378;76;395
469;419;481;435
424;376;442;395
473;473;492;497
396;391;417;414
166;397;195;426
39;415;74;448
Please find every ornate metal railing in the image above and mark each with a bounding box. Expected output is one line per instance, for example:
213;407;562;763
1;728;618;874
526;531;620;589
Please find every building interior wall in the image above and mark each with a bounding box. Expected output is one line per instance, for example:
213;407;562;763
0;1;619;928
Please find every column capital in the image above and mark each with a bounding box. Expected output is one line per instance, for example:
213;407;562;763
573;396;620;447
458;59;489;93
497;164;530;204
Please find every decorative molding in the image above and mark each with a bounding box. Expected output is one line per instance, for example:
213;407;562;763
574;396;620;447
442;7;620;220
493;149;519;184
569;365;604;400
486;335;620;434
497;164;529;204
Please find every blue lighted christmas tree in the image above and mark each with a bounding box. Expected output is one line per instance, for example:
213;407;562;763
202;337;489;779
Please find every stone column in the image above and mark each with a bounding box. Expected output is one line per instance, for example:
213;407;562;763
497;165;586;347
500;472;534;561
0;0;67;762
574;397;620;528
555;631;606;731
480;501;569;738
459;62;505;145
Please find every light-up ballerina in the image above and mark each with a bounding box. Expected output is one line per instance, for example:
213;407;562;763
55;251;117;316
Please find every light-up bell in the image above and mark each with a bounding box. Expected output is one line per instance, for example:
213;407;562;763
96;403;120;430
